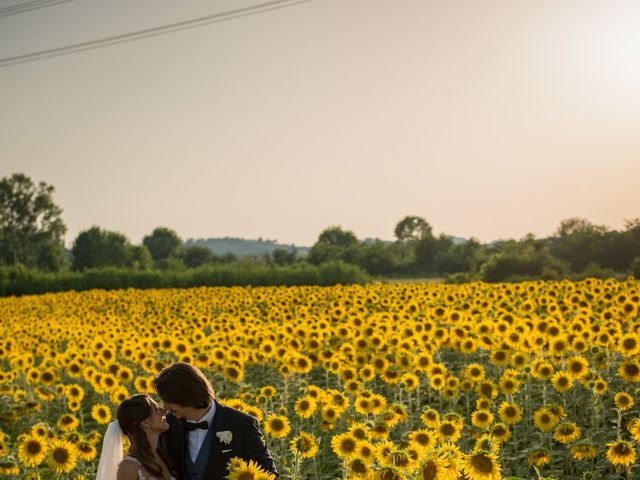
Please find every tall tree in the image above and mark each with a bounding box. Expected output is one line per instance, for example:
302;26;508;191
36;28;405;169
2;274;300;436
0;173;67;270
307;226;360;265
394;216;433;242
72;226;135;270
550;218;608;271
143;227;183;262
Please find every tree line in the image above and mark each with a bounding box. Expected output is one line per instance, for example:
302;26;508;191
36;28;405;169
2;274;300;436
1;173;638;294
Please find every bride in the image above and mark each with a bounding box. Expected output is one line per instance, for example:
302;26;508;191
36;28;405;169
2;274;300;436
97;394;177;480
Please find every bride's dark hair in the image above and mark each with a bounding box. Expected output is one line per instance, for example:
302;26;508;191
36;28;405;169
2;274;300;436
117;394;172;478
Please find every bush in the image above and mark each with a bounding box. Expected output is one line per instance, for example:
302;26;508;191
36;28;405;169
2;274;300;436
0;261;370;296
480;246;567;282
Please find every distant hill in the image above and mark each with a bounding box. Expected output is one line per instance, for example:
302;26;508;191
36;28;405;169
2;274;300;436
185;237;310;257
185;235;467;258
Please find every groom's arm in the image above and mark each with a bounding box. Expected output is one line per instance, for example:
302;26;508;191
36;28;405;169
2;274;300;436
241;416;279;477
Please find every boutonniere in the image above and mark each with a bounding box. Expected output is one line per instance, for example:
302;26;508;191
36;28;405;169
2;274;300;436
216;431;233;445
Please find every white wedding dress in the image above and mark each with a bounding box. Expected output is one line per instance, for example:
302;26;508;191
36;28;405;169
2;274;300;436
119;455;178;480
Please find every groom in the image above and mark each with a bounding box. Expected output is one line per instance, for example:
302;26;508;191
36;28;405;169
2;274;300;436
153;362;278;480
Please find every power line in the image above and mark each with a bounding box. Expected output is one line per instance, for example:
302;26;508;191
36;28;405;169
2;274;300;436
0;0;76;17
0;0;317;67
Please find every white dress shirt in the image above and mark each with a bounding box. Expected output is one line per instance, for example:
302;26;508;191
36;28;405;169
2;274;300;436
186;403;216;462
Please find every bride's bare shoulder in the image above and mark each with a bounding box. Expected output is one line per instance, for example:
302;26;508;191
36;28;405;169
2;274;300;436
117;459;141;480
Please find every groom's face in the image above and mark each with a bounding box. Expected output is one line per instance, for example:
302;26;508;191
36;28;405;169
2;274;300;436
162;400;186;419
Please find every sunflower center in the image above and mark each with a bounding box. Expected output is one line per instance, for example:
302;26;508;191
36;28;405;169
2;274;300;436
624;364;639;376
351;459;368;474
53;448;69;463
471;453;494;473
440;424;455;436
614;443;630;455
27;441;41;454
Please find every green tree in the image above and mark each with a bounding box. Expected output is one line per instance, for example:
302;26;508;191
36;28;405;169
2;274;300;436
183;246;214;268
71;226;136;270
0;173;67;270
129;245;152;269
271;248;297;266
307;226;360;265
143;227;183;262
481;237;567;282
394;215;433;241
550;218;608;271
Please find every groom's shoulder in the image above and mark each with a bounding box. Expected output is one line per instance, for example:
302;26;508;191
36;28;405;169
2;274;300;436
217;402;256;424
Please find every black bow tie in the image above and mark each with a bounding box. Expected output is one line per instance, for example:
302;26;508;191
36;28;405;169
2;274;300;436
186;421;209;432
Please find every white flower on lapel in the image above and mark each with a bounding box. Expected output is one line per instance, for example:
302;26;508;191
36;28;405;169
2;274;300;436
216;430;233;445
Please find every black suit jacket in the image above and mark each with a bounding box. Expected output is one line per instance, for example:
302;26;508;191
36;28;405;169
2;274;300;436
160;400;278;480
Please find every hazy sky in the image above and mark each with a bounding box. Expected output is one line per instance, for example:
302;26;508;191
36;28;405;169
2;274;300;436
1;0;639;247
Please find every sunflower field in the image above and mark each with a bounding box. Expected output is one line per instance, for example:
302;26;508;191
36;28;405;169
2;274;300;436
1;278;639;480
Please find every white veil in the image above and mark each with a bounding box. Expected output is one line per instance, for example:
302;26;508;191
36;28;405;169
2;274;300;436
96;420;124;480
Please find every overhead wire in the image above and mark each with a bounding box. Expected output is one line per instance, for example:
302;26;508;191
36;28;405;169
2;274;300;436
0;0;317;67
0;0;77;18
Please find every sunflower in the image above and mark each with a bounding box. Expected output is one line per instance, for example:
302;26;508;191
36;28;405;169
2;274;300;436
57;414;79;432
550;371;573;393
417;452;450;480
471;410;494;429
228;459;272;480
373;465;406;480
289;432;319;459
619;359;640;383
91;404;112;425
628;417;640;443
592;377;608;395
570;443;597;460
617;333;640;357
370;420;391;441
553;422;581;444
375;440;396;466
614;392;635;411
463;363;485;382
420;407;440;428
474;434;499;453
264;414;291;439
497;402;522;425
489;423;511;444
348;457;374;479
294;396;317;419
498;375;520;395
352;394;374;415
77;441;97;461
355;440;376;465
18;434;47;467
489;350;510;367
435;421;461;443
0;459;20;476
318;403;340;424
408;429;435;452
565;355;589;379
475;380;498;399
463;451;501;480
527;447;551;466
533;407;560;432
390;447;416;472
606;440;636;467
530;359;554;381
64;384;85;402
46;439;78;474
348;422;370;441
31;422;50;439
331;432;359;459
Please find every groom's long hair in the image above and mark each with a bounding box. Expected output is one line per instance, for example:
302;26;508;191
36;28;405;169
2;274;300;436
153;362;216;408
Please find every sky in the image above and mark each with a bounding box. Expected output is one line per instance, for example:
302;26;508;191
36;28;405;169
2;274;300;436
1;0;639;247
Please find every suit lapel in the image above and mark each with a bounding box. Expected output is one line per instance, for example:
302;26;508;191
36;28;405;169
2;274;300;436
203;400;227;478
164;414;186;480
